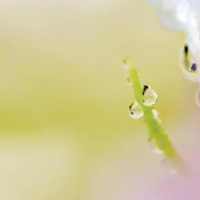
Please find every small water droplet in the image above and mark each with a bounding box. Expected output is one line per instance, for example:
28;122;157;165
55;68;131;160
152;109;162;123
152;109;159;118
128;101;143;119
122;61;129;70
127;78;132;86
148;139;163;155
143;85;158;106
161;158;178;174
153;148;163;155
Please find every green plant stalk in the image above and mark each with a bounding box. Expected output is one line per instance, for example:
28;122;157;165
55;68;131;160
123;56;180;164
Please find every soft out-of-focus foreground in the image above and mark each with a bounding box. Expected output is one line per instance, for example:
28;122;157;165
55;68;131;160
0;0;200;199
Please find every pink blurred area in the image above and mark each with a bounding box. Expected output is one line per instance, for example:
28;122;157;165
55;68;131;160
86;108;200;200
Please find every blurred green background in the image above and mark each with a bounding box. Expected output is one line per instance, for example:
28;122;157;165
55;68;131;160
0;0;199;199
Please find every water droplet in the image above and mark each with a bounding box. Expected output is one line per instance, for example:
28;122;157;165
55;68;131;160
152;109;162;123
153;148;163;155
128;101;143;119
143;85;158;106
148;138;163;155
152;109;159;118
161;158;178;174
127;78;132;86
122;60;129;70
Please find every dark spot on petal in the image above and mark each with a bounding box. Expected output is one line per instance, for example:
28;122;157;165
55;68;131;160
191;63;197;72
184;44;188;55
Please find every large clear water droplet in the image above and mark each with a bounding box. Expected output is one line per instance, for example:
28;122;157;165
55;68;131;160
128;101;143;119
143;85;158;106
161;158;178;174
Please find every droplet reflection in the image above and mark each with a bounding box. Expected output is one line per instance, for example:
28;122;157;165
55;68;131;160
143;85;158;106
128;101;143;119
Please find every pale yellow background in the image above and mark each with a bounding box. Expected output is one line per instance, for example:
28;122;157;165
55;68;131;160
0;0;199;200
